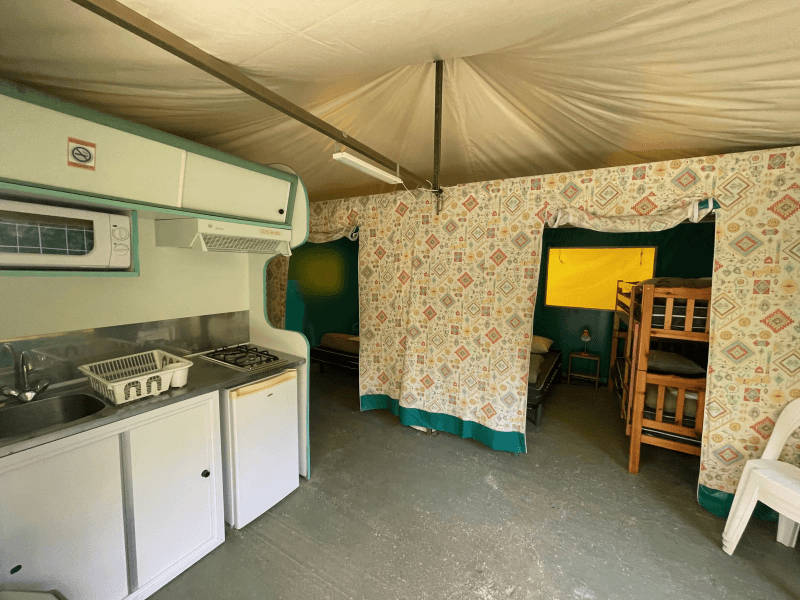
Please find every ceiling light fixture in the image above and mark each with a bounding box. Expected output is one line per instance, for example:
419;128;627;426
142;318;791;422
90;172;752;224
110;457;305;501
332;146;403;185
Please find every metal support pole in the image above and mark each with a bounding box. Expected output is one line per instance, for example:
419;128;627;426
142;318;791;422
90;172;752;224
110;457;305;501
433;60;444;214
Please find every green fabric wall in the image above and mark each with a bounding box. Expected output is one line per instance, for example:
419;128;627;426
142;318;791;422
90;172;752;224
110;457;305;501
533;222;716;381
286;237;359;348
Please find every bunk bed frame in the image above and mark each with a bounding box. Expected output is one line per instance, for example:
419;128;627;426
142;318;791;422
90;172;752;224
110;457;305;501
611;279;711;473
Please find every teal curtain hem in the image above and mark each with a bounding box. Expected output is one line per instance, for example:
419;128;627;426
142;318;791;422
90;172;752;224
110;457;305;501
361;394;525;453
698;484;777;522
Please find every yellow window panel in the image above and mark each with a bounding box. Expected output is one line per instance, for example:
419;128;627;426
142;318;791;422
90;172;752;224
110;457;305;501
546;247;656;310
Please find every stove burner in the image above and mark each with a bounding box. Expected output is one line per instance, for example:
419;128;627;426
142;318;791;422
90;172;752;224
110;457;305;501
205;344;281;369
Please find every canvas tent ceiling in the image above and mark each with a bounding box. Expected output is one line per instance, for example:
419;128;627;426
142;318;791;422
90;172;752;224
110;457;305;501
1;0;799;201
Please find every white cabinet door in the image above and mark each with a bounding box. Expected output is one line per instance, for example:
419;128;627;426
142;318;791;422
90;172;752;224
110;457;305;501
181;153;291;223
0;435;129;600
0;95;185;208
127;395;222;588
225;372;299;528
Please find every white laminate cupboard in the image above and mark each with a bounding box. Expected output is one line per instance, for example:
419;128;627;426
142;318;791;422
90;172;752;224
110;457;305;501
126;399;222;589
0;391;224;600
0;95;185;208
181;153;292;224
0;435;128;600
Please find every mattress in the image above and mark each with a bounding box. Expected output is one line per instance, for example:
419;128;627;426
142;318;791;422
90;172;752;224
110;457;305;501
640;277;712;289
525;350;562;426
528;350;562;397
318;332;360;355
529;350;561;391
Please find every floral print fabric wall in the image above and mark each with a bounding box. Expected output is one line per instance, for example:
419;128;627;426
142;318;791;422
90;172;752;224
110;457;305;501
266;255;289;329
702;148;800;495
307;147;800;494
357;188;543;449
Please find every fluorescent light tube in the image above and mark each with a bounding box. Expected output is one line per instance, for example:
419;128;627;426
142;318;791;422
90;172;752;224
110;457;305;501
332;151;403;185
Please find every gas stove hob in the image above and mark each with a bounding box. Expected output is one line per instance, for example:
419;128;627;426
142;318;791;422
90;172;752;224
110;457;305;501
201;344;291;373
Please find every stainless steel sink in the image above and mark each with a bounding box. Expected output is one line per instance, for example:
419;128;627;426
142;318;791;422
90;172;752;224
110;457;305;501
0;393;106;439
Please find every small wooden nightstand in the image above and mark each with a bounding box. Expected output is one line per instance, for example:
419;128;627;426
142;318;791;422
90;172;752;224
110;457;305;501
567;351;601;389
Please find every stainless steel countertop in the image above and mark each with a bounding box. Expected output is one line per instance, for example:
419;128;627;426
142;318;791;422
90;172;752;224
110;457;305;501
0;350;306;460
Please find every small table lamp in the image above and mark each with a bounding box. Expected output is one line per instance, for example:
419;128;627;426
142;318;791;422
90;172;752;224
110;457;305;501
580;328;591;355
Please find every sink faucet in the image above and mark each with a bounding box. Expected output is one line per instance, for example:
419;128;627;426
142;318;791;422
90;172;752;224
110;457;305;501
1;346;49;403
1;342;22;389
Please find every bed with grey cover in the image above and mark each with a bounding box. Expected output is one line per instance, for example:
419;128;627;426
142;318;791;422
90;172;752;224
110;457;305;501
526;350;562;426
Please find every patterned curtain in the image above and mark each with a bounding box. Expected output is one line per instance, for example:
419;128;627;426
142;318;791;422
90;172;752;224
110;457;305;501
308;197;361;243
698;148;800;513
266;255;289;329
307;146;800;514
356;188;542;451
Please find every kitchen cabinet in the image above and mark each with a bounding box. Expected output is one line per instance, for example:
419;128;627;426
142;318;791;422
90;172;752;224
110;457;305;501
0;435;129;600
0;95;185;209
126;396;223;588
181;153;292;224
0;390;223;600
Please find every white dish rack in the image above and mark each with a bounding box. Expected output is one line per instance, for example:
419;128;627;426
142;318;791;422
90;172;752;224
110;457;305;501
79;350;193;405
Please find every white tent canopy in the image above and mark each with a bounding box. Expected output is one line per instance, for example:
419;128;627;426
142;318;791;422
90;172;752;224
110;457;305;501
1;0;799;200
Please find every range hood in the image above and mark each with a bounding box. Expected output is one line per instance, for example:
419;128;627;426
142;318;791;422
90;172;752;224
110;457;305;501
155;218;291;256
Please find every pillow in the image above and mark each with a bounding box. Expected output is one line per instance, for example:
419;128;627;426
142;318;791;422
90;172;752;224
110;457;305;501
530;335;554;354
647;350;705;376
644;385;698;418
528;354;545;382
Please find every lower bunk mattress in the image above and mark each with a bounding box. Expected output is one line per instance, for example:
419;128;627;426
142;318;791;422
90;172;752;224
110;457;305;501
526;350;562;426
310;333;360;371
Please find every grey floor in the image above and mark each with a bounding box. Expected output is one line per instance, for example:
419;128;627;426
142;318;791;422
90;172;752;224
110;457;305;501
152;369;799;600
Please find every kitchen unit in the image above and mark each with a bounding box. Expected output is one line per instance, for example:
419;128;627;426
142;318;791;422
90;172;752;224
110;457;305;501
0;77;311;600
0;350;306;600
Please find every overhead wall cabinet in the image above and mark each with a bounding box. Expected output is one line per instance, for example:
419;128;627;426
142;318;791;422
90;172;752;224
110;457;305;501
0;80;298;228
0;94;185;209
182;153;291;224
0;391;224;600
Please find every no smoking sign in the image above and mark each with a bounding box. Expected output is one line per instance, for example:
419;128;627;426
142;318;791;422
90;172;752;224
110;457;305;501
68;137;96;170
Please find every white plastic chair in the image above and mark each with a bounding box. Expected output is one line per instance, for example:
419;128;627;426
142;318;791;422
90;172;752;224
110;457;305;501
722;397;800;555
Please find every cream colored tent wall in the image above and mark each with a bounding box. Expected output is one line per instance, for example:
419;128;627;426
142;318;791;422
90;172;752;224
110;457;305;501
1;0;799;201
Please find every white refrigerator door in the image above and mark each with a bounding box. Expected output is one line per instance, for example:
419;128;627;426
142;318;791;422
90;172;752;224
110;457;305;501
227;370;299;529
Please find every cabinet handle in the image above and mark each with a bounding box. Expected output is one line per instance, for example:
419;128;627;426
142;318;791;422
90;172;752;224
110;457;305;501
278;209;285;215
201;469;210;478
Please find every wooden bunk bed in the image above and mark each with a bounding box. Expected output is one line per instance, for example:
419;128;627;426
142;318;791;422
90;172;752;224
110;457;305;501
610;278;711;473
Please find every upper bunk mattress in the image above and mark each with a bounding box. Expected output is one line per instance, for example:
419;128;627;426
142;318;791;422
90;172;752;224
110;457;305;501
640;277;712;289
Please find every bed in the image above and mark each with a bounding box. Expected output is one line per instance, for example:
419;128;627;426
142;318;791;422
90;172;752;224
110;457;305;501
526;350;563;426
310;333;359;372
312;332;562;428
610;277;711;473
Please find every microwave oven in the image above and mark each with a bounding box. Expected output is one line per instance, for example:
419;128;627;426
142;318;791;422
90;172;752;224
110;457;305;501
0;199;131;270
